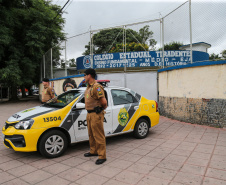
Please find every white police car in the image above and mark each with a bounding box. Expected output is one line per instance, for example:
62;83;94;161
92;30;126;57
2;81;159;158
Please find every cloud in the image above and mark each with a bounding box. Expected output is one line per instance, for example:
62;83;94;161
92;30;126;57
53;0;226;59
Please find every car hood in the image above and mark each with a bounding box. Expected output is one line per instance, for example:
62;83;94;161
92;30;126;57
7;106;58;122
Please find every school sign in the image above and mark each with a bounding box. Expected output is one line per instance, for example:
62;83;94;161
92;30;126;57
76;50;209;70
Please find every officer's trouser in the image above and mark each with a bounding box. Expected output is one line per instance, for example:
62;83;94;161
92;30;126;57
86;112;106;159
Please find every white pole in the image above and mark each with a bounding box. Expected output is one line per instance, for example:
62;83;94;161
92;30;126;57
90;28;93;68
159;13;162;49
125;26;126;53
51;48;53;79
65;40;67;76
189;0;193;64
162;18;165;68
90;29;92;68
92;32;94;68
123;27;124;54
160;21;162;49
90;29;92;57
8;87;9;100
0;84;2;101
40;60;42;82
43;55;45;78
124;26;127;88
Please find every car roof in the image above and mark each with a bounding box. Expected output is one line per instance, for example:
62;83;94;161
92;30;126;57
77;87;86;91
68;86;134;92
107;86;133;91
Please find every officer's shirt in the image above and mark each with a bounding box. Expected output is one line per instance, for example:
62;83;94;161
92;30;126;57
84;81;105;110
42;86;55;102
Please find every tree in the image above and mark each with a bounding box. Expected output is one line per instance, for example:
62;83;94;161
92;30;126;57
83;25;157;55
209;50;226;61
109;42;149;53
221;49;226;58
139;25;157;50
209;53;221;60
56;58;76;69
0;0;65;100
52;45;64;68
69;58;76;67
159;41;183;50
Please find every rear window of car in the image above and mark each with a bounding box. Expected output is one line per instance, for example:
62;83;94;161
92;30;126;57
111;89;138;105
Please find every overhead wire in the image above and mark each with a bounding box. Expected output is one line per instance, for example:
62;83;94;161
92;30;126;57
52;0;71;22
86;0;187;34
47;0;189;56
62;0;73;13
48;0;189;41
17;0;71;55
42;0;71;53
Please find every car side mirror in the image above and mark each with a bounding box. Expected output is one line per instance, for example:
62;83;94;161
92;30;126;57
72;103;85;111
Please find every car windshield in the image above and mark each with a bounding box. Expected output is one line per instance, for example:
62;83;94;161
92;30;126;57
43;90;84;108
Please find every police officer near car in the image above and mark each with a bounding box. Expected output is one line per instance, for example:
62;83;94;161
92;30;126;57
41;78;55;103
83;68;107;165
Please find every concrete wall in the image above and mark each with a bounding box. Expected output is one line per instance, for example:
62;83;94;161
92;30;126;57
184;45;208;53
180;43;210;53
192;45;207;53
158;61;226;128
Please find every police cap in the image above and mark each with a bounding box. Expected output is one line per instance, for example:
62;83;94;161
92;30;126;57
42;78;49;82
84;68;96;78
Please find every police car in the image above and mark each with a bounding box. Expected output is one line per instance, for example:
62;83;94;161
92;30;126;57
2;81;160;158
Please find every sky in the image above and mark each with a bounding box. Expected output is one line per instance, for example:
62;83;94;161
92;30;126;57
51;0;226;60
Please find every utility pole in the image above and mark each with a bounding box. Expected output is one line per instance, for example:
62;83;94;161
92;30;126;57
65;40;67;76
51;48;53;79
43;55;45;78
124;26;127;88
189;0;193;63
161;18;165;68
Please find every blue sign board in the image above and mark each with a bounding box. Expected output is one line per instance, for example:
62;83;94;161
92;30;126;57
76;50;209;70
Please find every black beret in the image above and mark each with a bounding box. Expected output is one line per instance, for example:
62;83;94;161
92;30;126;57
42;78;49;82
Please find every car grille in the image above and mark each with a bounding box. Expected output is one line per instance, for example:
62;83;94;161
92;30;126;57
5;122;18;130
4;135;26;147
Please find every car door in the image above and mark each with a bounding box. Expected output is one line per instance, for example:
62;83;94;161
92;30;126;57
111;89;140;134
103;89;113;136
71;98;88;142
72;90;112;142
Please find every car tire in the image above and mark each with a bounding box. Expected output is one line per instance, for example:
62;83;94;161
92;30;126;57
133;119;149;139
39;130;68;158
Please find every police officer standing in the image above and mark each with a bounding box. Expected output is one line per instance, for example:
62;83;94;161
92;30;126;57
41;78;55;103
83;69;107;165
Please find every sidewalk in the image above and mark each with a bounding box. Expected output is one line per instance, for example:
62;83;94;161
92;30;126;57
0;95;40;104
0;100;226;185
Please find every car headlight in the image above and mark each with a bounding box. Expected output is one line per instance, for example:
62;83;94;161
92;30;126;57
14;119;34;130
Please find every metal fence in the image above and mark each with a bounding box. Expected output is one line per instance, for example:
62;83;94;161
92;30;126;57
41;0;226;80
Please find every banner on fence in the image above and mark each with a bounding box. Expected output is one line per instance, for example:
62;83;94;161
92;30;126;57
76;50;209;70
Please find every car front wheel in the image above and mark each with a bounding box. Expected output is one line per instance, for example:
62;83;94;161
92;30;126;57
39;130;68;158
133;119;149;139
